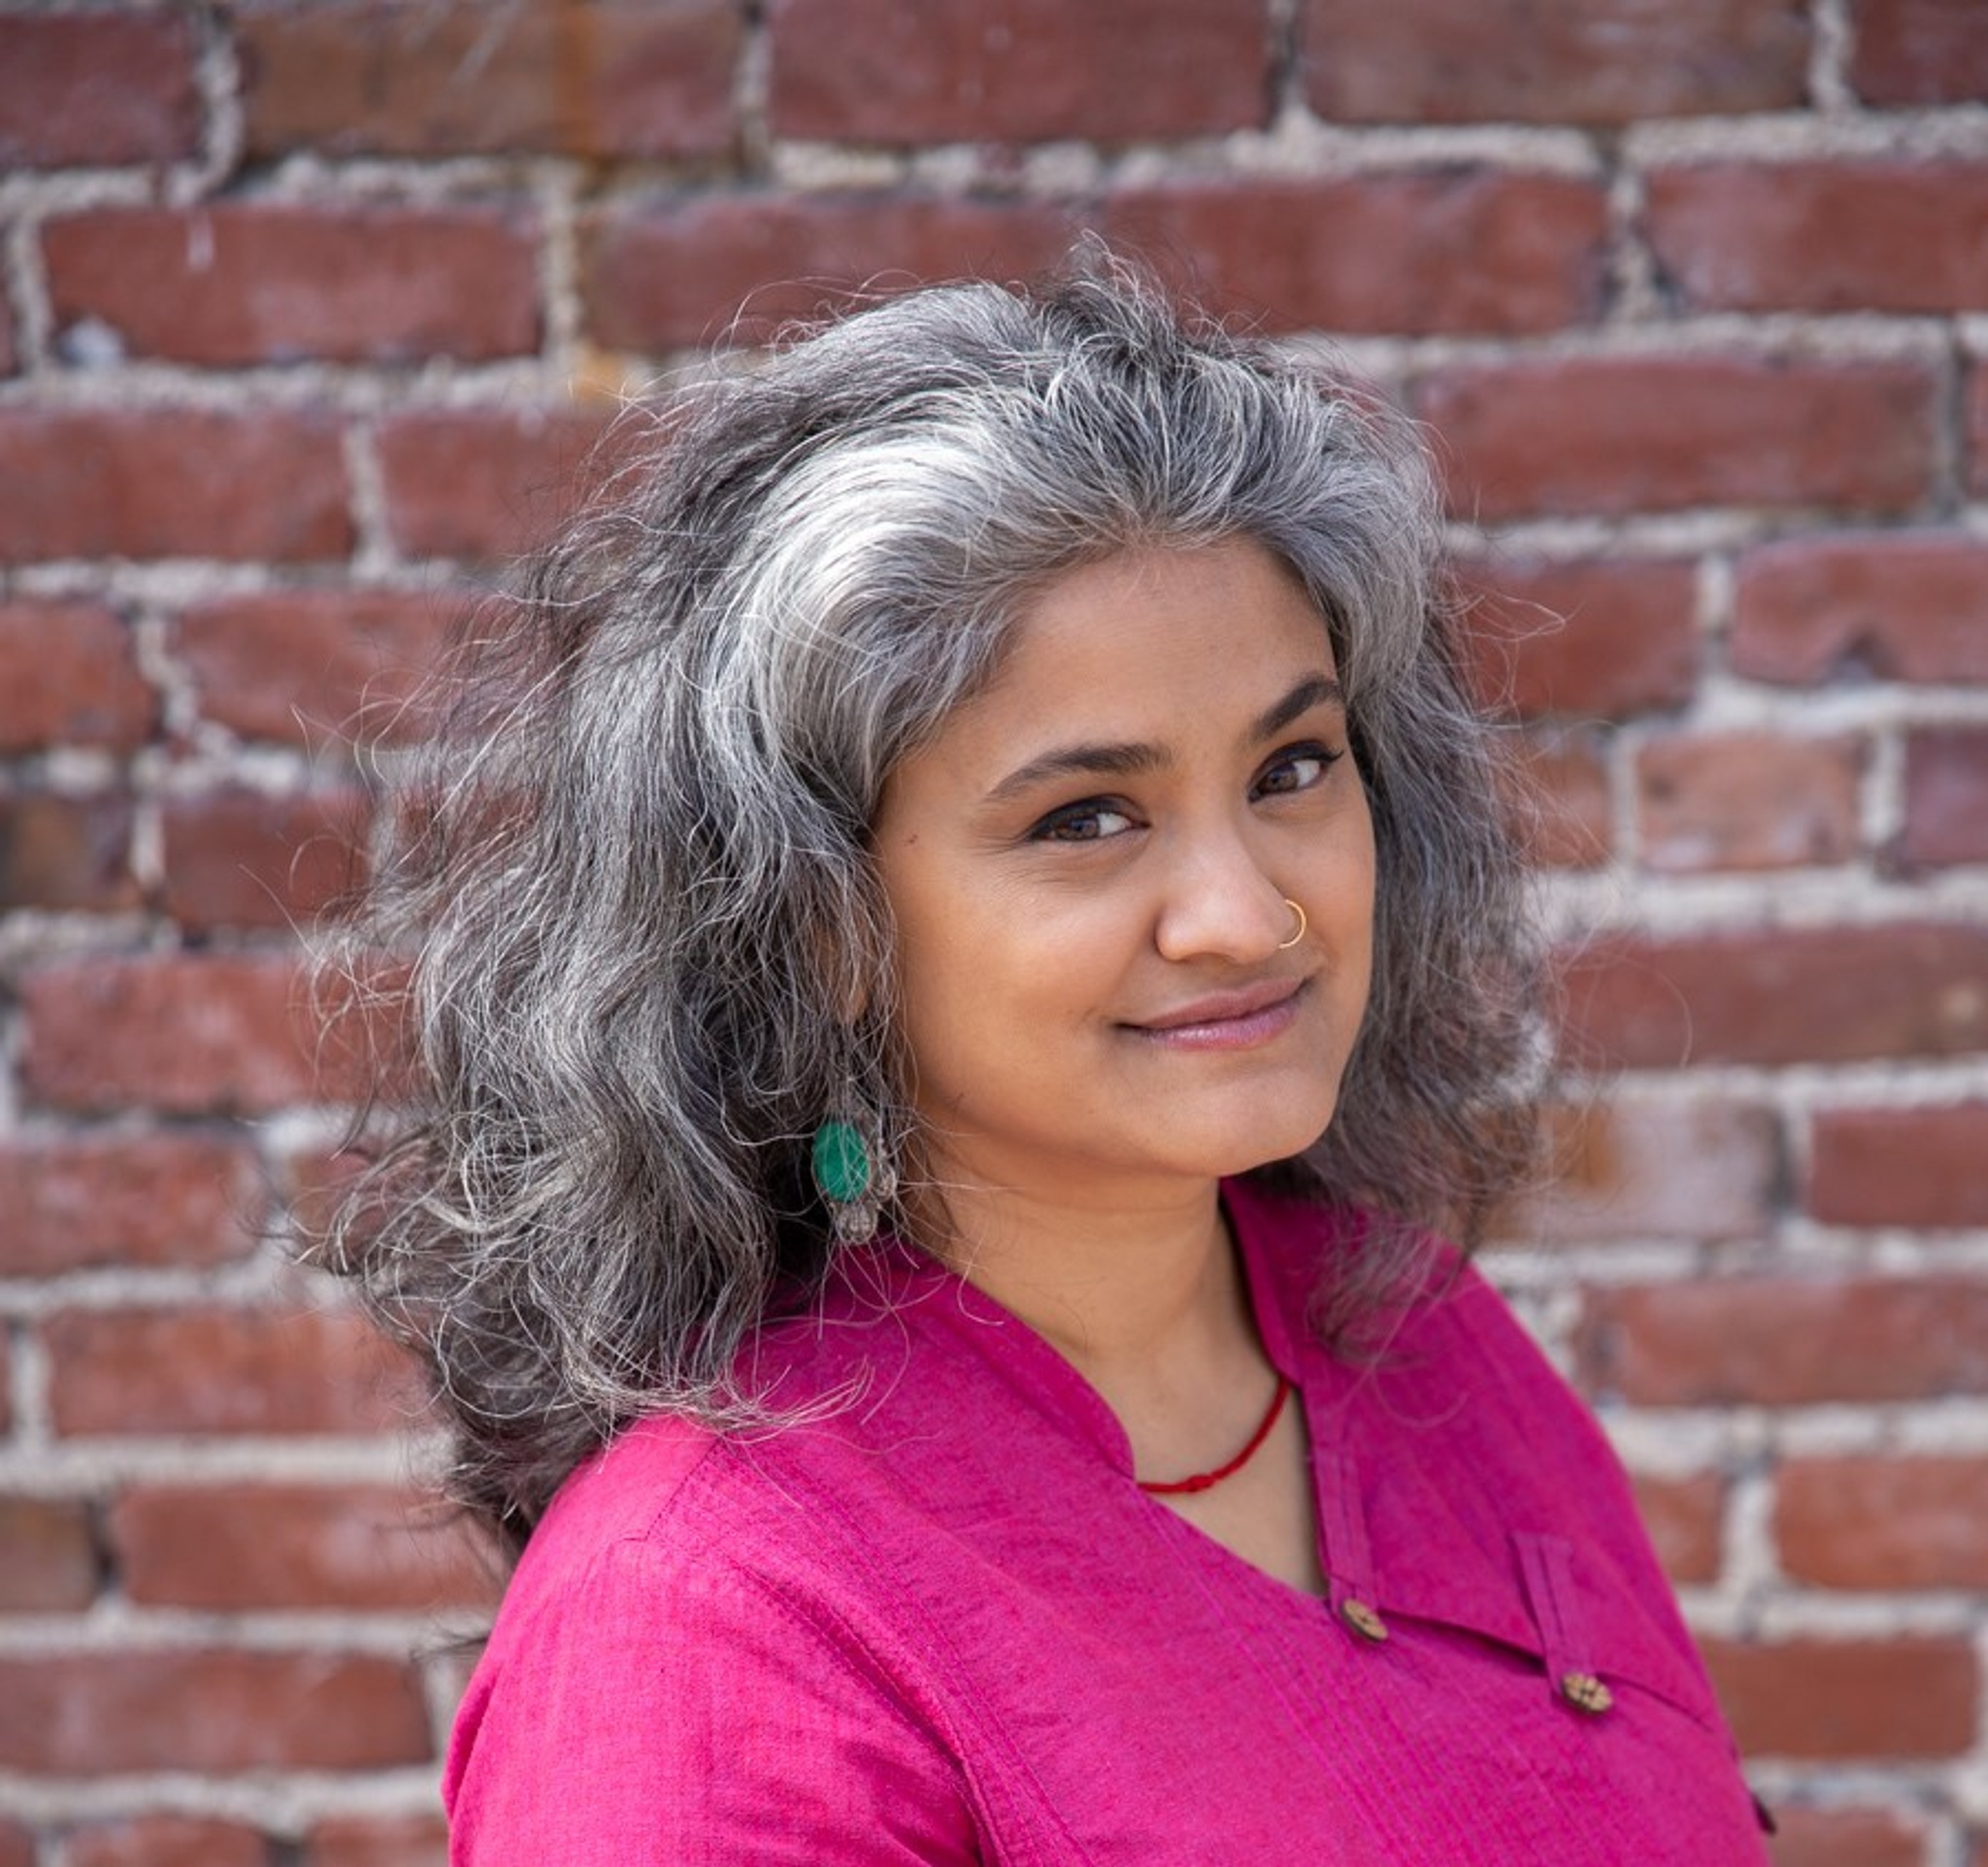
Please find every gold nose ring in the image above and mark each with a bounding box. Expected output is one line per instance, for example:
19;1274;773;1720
1278;899;1308;949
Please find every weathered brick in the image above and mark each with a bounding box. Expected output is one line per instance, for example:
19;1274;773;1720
1700;1636;1976;1759
0;1648;431;1772
0;1496;97;1612
115;1482;498;1612
175;587;456;748
0;602;154;752
1732;532;1988;686
67;1817;269;1867
1972;365;1988;497
0;407;351;564
1808;1102;1988;1229
1647;160;1988;315
0;14;201;168
1559;924;1988;1069
1499;1094;1780;1244
0;1133;258;1275
1577;1276;1988;1406
306;1813;450;1867
1511;729;1610;870
0;791;139;912
1628;1471;1724;1586
582;194;1079;353
1301;0;1808;123
1851;0;1988;103
241;0;741;160
44;1303;418;1438
770;0;1267;145
46;205;542;368
161;787;369;933
1459;557;1699;721
1778;1456;1988;1589
1900;726;1988;869
1635;731;1865;872
378;408;615;560
19;953;321;1116
1104;174;1607;336
1415;356;1938;520
1764;1805;1926;1867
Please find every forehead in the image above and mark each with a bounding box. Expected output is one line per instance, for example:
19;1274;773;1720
882;537;1339;811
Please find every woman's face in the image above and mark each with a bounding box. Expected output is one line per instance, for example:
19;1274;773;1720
873;536;1376;1209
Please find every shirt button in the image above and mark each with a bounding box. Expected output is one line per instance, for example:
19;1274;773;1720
1560;1671;1613;1716
1340;1599;1389;1643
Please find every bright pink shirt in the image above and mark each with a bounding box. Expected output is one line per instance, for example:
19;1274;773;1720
447;1179;1772;1863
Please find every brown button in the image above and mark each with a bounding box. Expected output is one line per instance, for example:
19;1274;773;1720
1340;1599;1389;1643
1560;1671;1613;1716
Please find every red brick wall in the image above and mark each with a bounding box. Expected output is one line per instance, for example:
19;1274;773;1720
1;3;1983;1861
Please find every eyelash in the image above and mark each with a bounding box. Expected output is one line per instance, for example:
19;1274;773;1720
1026;742;1344;845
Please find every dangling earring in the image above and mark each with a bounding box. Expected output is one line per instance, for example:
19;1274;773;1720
812;1110;895;1244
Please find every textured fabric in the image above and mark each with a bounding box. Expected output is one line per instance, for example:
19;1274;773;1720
447;1180;1772;1864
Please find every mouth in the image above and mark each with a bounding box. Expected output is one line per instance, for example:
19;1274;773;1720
1126;978;1309;1051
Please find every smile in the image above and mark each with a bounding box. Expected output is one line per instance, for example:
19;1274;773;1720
1127;979;1308;1052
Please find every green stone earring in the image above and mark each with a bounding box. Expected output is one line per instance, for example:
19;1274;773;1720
812;1113;891;1244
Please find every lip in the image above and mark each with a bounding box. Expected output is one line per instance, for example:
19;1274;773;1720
1128;978;1308;1051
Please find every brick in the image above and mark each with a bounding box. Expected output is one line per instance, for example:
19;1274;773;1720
1765;1805;1925;1867
1732;532;1988;687
1511;729;1609;870
1499;1094;1779;1244
176;587;455;748
67;1817;269;1867
0;792;139;912
1576;1276;1988;1406
0;408;351;564
1628;1471;1724;1586
114;1482;498;1612
46;205;542;368
582;194;1079;353
378;408;614;560
307;1813;449;1867
1778;1456;1988;1589
0;1496;97;1611
1808;1102;1988;1228
1852;0;1988;102
0;14;201;168
1635;731;1865;873
1648;161;1988;316
770;0;1265;145
1301;0;1808;123
1700;1636;1976;1759
0;297;16;378
161;788;369;933
0;1820;29;1867
1559;924;1988;1069
241;0;740;160
44;1303;418;1438
0;602;155;752
0;1648;430;1773
1104;174;1607;337
1459;557;1699;721
1901;726;1988;869
1416;356;1938;520
0;1133;258;1275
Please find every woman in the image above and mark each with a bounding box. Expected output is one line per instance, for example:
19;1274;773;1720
328;260;1773;1862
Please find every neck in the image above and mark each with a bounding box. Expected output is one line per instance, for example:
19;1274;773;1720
905;1166;1263;1406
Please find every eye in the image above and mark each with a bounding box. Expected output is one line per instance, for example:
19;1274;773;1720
1254;743;1342;799
1030;799;1138;844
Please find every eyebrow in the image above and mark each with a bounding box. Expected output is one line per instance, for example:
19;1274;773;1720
981;673;1347;808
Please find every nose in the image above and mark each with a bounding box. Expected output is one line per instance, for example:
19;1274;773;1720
1151;826;1294;965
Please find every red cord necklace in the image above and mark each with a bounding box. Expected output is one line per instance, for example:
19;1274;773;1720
1137;1375;1291;1496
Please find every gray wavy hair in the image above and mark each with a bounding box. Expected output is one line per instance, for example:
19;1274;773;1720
322;258;1543;1549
